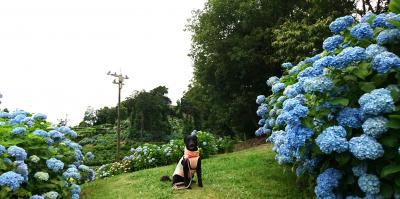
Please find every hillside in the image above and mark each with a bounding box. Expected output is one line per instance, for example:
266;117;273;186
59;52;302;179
81;144;308;199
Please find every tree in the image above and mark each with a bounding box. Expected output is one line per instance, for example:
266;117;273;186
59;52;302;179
184;0;358;139
82;106;97;126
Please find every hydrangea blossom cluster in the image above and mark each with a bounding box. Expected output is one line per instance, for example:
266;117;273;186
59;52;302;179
255;10;400;198
361;116;388;138
0;171;24;191
358;88;395;115
34;172;49;181
315;168;342;198
349;135;384;160
0;109;95;198
316;126;348;154
358;174;380;195
350;23;374;40
323;35;344;52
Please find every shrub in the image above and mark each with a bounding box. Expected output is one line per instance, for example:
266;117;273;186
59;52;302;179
255;9;400;198
96;131;230;179
0;110;95;198
216;136;236;153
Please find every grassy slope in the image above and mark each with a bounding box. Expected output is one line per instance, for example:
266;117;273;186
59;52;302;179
81;144;307;199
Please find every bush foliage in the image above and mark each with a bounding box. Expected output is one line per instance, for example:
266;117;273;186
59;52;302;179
0;110;95;199
256;6;400;199
96;131;234;178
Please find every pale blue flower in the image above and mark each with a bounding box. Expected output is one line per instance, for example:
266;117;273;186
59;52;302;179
349;135;384;160
372;51;400;73
358;174;380;194
0;171;24;191
362;116;388;138
323;35;344;52
359;88;395;115
350;23;374;40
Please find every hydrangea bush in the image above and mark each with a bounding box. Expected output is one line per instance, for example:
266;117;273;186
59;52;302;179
97;131;230;178
256;8;400;198
0;110;95;198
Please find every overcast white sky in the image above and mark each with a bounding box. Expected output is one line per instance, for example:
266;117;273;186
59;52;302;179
0;0;206;126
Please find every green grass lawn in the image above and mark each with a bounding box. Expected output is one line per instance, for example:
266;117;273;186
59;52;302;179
81;144;308;199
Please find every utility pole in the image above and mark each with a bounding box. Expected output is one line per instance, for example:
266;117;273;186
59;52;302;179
107;70;129;162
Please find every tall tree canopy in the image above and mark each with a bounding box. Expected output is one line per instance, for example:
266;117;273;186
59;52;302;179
183;0;358;138
79;86;173;141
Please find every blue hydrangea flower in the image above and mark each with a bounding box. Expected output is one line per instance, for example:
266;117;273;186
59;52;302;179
297;66;323;79
30;195;44;199
285;124;313;149
266;76;279;87
8;114;26;125
364;194;384;199
62;167;81;180
331;47;367;69
15;161;28;181
3;158;12;165
372;12;399;28
46;158;64;172
313;56;334;69
46;138;54;146
304;54;322;64
350;23;374;40
302;77;334;93
0;145;5;156
277;96;287;103
362;116;388;138
32;113;47;120
349;135;384;160
337;108;363;128
316;126;348;154
352;163;367;177
359;88;395;115
88;169;95;181
314;168;342;199
376;29;400;45
255;127;266;136
345;196;362;199
49;130;64;141
323;35;344;52
281;62;293;69
358;174;380;194
276;98;309;125
372;51;400;73
33;129;49;137
272;83;285;93
11;127;26;135
72;194;79;199
63;140;82;151
283;83;303;98
329;15;354;33
256;95;265;105
0;111;11;118
0;171;24;191
7;146;27;161
258;119;265;126
256;104;268;117
288;65;299;75
361;12;375;23
365;44;386;59
78;165;90;172
70;184;81;194
57;126;78;138
75;149;84;161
